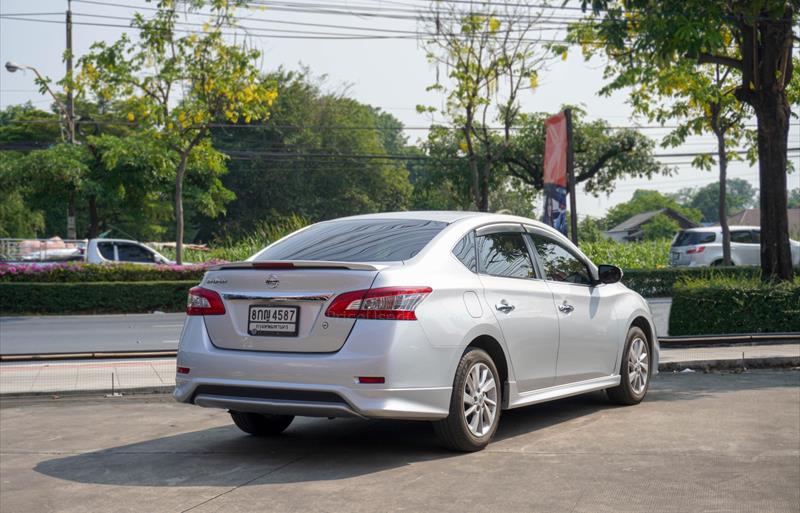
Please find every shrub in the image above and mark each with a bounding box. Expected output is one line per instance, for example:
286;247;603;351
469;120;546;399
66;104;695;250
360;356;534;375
620;267;766;297
580;238;671;269
669;276;800;336
0;262;212;283
0;281;197;315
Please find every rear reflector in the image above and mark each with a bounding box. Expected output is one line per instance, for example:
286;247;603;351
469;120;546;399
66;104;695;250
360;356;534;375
186;286;226;316
325;286;432;320
357;376;385;384
177;366;190;375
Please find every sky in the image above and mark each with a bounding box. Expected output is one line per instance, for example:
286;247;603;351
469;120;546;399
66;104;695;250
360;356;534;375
1;0;798;220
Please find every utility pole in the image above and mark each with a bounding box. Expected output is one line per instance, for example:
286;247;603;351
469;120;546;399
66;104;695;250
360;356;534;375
565;108;578;245
65;0;77;238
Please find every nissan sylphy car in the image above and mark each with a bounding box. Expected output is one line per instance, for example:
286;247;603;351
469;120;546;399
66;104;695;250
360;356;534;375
175;212;658;451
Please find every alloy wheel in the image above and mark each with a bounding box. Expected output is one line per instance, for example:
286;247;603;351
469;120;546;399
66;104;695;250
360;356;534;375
463;362;498;437
627;337;649;396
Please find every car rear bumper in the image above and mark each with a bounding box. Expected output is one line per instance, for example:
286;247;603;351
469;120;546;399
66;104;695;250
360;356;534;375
173;316;454;420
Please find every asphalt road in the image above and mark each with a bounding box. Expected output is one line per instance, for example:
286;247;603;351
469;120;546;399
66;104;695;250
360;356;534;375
0;313;186;354
0;301;672;355
0;370;797;513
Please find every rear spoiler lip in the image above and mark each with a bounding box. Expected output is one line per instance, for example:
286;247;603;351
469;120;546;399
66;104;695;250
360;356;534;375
209;260;391;272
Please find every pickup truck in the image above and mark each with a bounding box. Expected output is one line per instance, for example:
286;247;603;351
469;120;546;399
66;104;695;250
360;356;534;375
0;237;174;265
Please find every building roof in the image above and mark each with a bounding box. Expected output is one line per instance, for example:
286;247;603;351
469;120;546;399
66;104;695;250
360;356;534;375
727;208;800;235
606;208;698;233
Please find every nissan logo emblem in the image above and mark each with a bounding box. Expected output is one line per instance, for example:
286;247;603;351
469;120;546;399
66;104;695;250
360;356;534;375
265;274;280;288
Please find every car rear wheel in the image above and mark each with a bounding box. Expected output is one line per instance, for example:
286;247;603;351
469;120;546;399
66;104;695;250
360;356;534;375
229;411;294;436
607;327;651;405
433;348;501;452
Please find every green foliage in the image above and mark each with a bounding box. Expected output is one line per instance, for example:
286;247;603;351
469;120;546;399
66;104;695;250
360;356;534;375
672;179;757;223
788;188;800;209
164;214;309;262
642;214;680;241
577;216;607;243
604;189;701;228
206;70;411;238
669;276;800;335
78;0;277;262
0;263;206;283
620;267;768;298
0;281;195;314
581;238;671;270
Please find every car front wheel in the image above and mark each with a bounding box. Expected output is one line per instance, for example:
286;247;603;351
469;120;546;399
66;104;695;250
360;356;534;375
433;348;501;452
607;327;651;405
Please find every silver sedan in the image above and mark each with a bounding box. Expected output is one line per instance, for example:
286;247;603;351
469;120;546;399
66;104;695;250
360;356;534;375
174;212;658;451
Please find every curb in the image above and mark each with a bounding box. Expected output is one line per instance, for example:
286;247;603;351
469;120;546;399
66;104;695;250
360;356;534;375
2;359;798;398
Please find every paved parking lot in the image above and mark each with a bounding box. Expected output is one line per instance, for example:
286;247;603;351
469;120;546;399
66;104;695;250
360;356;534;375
1;370;798;513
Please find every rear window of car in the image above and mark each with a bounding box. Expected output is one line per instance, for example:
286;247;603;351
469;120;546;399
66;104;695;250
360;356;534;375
254;219;448;262
673;231;716;246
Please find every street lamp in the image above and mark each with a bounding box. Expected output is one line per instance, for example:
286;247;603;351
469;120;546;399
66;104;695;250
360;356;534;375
5;60;77;238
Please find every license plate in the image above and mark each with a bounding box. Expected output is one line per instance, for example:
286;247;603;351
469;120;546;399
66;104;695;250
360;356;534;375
671;252;680;263
248;305;299;336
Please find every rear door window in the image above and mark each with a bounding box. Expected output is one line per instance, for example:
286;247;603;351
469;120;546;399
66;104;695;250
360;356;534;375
673;231;716;246
730;230;755;244
97;242;115;260
477;232;536;279
116;243;156;263
255;219;448;262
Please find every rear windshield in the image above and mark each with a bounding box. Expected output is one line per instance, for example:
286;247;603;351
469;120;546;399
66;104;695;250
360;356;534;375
254;219;448;262
673;231;716;246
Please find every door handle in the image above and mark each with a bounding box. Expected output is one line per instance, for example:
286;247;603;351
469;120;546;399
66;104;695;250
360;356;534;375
495;300;515;313
558;302;574;314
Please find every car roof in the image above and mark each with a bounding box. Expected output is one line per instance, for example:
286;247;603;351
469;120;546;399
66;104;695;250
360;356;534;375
683;225;760;232
333;211;487;223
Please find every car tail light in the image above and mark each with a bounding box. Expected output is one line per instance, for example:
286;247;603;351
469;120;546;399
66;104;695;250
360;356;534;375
325;286;432;320
177;366;190;375
186;286;226;316
687;246;705;254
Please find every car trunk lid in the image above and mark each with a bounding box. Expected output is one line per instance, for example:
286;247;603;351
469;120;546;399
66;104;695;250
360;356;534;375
201;261;385;353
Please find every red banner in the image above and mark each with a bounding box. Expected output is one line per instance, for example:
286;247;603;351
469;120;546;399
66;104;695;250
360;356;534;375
543;112;568;187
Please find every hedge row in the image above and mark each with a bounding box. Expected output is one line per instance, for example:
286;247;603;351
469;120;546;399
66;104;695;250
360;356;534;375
0;281;196;315
621;267;773;297
0;262;209;283
669;277;800;336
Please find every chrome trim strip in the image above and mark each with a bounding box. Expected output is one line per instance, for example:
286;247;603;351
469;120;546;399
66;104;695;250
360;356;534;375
221;292;333;302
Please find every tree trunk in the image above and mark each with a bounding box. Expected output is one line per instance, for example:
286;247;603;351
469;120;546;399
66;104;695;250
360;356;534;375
88;195;100;239
174;153;188;265
479;165;490;212
753;94;793;281
716;131;731;266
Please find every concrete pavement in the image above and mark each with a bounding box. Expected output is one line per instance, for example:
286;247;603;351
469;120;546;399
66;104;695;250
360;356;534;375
1;343;797;395
0;370;797;513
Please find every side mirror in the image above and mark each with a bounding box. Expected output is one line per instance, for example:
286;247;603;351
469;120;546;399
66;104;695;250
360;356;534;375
597;264;623;284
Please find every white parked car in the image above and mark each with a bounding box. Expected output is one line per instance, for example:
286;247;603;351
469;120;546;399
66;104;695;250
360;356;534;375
669;226;800;267
0;237;174;265
174;212;658;451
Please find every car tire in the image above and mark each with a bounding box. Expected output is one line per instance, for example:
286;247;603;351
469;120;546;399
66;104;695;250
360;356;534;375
607;327;651;406
229;411;294;436
433;348;501;452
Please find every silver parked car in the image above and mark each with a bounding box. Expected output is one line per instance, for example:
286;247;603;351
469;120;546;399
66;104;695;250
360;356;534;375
175;212;658;451
669;226;800;267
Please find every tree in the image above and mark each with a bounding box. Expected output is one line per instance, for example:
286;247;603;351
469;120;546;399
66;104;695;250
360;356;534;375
604;189;701;229
675;179;757;223
205;70;412;239
642;213;681;241
789;188;800;209
79;0;277;263
573;0;798;280
421;0;554;211
505;108;670;195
